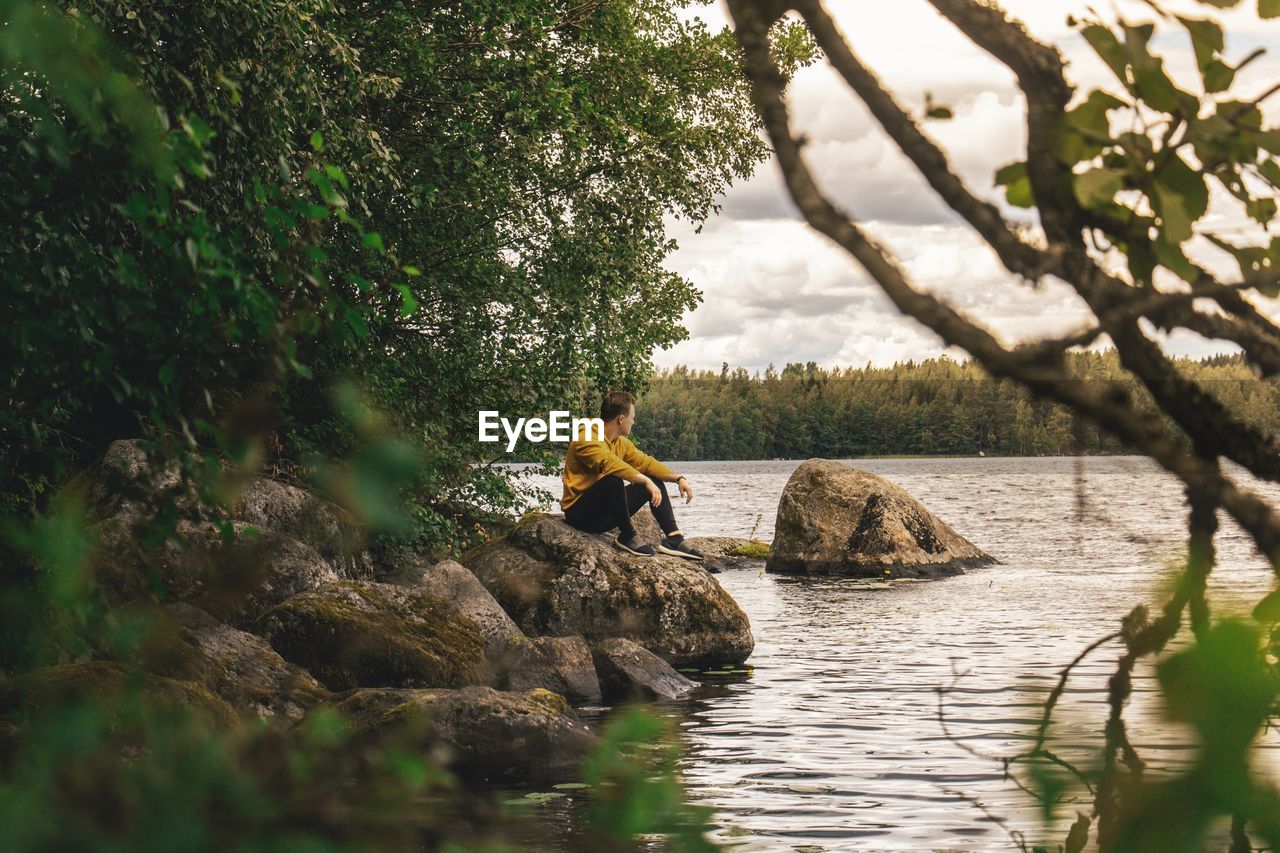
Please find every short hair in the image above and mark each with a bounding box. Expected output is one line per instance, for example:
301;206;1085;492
600;391;635;423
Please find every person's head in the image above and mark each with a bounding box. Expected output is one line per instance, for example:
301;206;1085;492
600;391;636;436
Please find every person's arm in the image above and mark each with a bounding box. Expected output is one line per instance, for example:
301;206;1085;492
616;438;681;483
617;438;692;505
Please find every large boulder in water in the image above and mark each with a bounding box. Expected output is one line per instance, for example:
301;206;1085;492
767;459;994;578
462;514;753;668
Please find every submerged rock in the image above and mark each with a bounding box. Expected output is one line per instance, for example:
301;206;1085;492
767;459;994;578
319;685;597;783
258;581;486;691
165;603;328;721
499;635;601;706
462;514;753;668
591;638;698;701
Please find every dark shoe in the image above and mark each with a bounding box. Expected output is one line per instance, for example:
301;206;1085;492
614;533;655;557
659;536;704;562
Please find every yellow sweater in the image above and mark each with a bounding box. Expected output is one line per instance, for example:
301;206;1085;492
561;435;680;510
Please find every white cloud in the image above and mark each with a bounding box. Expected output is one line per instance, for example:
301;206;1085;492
659;0;1280;371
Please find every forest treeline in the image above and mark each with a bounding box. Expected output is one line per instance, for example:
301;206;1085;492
633;351;1280;459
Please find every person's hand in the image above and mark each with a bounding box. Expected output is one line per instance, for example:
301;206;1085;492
677;477;694;504
643;477;662;508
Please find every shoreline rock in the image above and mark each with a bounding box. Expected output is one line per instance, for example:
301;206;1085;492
592;638;698;701
317;686;598;783
258;581;486;691
463;514;754;668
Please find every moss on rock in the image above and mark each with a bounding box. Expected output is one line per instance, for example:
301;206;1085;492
258;582;486;691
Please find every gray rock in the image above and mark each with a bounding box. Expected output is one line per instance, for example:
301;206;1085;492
165;603;328;721
67;438;204;523
234;477;372;579
463;514;754;668
318;686;597;783
592;638;698;701
0;662;238;729
767;459;995;578
684;536;764;572
92;517;343;624
391;558;526;663
258;581;486;691
500;636;601;705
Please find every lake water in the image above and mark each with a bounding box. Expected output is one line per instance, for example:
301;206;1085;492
513;457;1280;850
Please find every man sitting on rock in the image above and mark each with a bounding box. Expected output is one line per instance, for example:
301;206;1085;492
561;391;704;561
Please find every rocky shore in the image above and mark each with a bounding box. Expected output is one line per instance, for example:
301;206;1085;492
1;440;756;786
2;446;996;788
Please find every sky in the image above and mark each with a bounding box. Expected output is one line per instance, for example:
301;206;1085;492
653;0;1280;373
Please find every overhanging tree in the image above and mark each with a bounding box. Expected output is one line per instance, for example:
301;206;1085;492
728;0;1280;847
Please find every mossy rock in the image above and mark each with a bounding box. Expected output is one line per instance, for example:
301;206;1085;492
0;661;238;729
316;685;597;784
258;582;486;691
462;514;753;668
91;517;343;625
164;603;329;721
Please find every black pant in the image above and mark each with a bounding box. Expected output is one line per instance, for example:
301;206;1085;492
564;475;679;541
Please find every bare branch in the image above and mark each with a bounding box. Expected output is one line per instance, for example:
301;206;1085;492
792;0;1055;281
725;0;1280;565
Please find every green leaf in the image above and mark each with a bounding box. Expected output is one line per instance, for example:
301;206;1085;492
362;232;385;252
1253;588;1280;622
1153;237;1199;281
1246;196;1277;224
1064;90;1125;140
994;161;1025;186
1127;240;1158;285
1202;59;1235;93
1153;183;1194;243
1258;130;1280;155
1208;233;1271;280
344;308;369;339
1073;168;1125;209
1177;17;1224;71
1262;0;1280;18
995;161;1035;208
1082;25;1127;84
1260;158;1280;190
309;131;324;152
394;284;418;317
1156;155;1209;221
